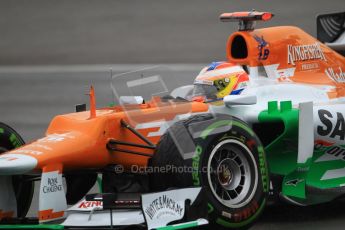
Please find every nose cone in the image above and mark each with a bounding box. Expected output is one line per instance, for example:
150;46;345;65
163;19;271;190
0;154;37;175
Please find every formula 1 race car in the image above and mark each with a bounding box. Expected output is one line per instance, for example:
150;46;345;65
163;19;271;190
1;10;345;230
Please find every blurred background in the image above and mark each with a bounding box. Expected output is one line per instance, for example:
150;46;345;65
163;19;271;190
0;0;344;65
1;1;345;229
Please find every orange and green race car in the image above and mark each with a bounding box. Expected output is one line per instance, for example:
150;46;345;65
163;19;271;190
1;10;345;230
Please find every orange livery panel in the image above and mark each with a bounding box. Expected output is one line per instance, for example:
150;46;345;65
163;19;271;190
2;98;209;174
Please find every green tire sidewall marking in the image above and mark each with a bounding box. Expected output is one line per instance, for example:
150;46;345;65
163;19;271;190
231;120;255;136
200;120;232;139
192;145;203;186
208;203;214;214
216;199;266;228
200;120;254;140
0;125;24;148
258;145;269;192
10;133;22;148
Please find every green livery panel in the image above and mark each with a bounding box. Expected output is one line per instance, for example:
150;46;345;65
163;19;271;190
258;101;345;204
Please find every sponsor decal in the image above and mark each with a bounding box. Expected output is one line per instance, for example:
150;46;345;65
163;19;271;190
314;142;332;152
296;166;309;172
277;70;292;81
254;35;269;60
222;211;232;219
325;67;345;83
324;146;345;161
263;64;295;79
301;62;319;71
0;156;18;161
314;143;345;163
237;81;248;89
43;177;63;194
317;109;345;141
142;188;200;230
144;195;183;220
38;133;75;143
78;201;102;209
287;42;326;66
233;201;259;222
285;179;304;187
39;171;66;221
29;144;52;151
12;149;43;156
194;79;214;85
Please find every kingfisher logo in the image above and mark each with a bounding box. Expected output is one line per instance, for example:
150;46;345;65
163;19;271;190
287;42;326;65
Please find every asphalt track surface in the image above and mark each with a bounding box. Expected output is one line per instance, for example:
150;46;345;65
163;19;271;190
0;0;345;65
1;65;345;230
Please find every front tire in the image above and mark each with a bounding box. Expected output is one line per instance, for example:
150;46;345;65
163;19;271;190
0;122;34;218
150;114;269;229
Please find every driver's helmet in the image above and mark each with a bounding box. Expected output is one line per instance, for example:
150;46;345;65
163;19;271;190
192;61;249;102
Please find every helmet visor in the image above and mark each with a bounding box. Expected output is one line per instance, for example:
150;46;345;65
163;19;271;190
192;84;218;101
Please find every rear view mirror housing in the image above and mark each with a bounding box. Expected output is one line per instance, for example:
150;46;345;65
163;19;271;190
223;94;257;106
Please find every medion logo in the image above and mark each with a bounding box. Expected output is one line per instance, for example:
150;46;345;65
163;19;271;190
325;67;345;83
287;42;326;66
144;195;183;220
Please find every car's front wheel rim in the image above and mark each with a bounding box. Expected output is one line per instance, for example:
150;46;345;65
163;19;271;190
207;139;258;209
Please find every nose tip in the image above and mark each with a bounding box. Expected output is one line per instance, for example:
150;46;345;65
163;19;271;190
0;154;37;175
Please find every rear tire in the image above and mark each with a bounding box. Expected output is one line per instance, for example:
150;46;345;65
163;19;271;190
0;122;34;218
150;114;269;229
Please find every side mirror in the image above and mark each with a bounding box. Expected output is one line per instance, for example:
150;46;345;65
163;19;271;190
119;96;144;105
223;94;257;106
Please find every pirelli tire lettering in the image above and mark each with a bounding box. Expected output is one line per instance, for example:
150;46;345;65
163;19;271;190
151;114;269;230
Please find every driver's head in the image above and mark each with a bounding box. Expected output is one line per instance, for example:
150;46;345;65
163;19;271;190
192;61;249;102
